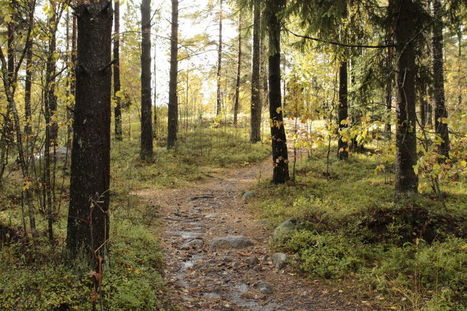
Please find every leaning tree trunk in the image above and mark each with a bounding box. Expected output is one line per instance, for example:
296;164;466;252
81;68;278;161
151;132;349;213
233;14;242;126
167;0;179;148
140;0;153;160
267;0;289;184
216;0;223;116
337;62;348;160
250;2;262;143
393;0;419;195
432;0;450;160
113;0;123;141
67;0;112;259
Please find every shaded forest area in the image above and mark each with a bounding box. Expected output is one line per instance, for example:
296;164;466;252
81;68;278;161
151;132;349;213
0;0;465;310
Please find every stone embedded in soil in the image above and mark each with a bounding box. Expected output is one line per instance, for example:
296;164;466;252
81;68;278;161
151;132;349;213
223;256;233;263
203;292;222;299
272;252;288;269
254;281;273;295
246;256;259;266
210;235;254;249
180;239;204;249
169;231;202;239
242;191;257;201
272;219;301;242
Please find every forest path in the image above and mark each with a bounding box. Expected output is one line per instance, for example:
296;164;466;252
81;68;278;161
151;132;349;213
134;159;378;311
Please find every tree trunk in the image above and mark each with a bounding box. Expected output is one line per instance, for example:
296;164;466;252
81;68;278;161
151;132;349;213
420;89;428;128
233;14;242;126
24;39;33;138
384;40;394;139
216;0;223;116
261;34;269;109
457;31;462;109
167;0;179;148
67;0;112;259
250;2;262;143
267;0;289;184
44;2;61;242
432;0;450;160
113;0;123;141
393;0;419;195
337;62;348;160
140;0;153;160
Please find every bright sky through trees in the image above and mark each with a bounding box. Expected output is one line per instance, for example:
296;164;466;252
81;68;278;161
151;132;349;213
147;0;238;108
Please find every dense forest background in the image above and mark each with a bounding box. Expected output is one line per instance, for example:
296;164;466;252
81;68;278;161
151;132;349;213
0;0;465;310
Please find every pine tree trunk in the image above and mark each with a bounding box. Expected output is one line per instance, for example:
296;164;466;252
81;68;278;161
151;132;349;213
267;0;289;184
44;3;61;242
140;0;153;160
113;0;123;141
233;14;242;126
393;0;419;195
261;34;269;109
420;90;428;128
67;0;112;259
167;0;179;148
457;31;462;109
216;0;223;116
432;0;450;159
337;62;348;160
385;42;394;139
250;2;262;143
24;39;33;138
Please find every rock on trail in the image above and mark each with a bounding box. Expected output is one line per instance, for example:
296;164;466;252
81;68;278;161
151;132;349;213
134;161;384;311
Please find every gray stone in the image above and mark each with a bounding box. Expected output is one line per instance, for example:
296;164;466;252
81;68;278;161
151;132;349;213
254;281;273;295
272;252;288;269
210;236;254;249
246;256;259;266
203;292;221;299
180;239;204;249
272;219;300;242
242;191;257;202
223;256;233;263
235;282;249;294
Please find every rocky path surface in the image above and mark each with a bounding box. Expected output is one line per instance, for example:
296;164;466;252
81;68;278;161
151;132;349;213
135;161;381;311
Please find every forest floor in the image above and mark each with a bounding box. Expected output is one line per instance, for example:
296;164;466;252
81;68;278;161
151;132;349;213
133;159;384;311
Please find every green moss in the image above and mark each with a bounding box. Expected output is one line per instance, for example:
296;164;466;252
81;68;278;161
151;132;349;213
253;147;466;310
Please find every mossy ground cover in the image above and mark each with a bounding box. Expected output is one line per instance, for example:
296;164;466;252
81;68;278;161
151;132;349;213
253;147;466;311
0;127;270;311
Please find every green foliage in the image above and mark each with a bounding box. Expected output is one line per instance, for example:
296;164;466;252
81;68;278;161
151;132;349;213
0;218;164;311
112;128;270;190
253;146;466;310
286;230;366;279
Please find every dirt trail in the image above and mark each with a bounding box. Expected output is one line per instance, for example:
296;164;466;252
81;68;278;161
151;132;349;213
135;160;380;311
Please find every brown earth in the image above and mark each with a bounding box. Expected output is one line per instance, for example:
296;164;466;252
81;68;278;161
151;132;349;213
134;160;386;311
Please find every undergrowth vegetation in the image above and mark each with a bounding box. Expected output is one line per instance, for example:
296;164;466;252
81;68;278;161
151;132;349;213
0;128;269;310
254;147;466;311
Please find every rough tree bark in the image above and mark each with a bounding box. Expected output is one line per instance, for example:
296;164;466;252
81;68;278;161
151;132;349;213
393;0;419;195
167;0;179;148
140;0;153;160
250;2;262;143
233;14;242;126
267;0;289;184
432;0;450;159
67;0;112;259
337;62;348;160
216;0;223;116
113;0;123;141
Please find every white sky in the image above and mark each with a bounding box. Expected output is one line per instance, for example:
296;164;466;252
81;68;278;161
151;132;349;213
147;0;238;107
